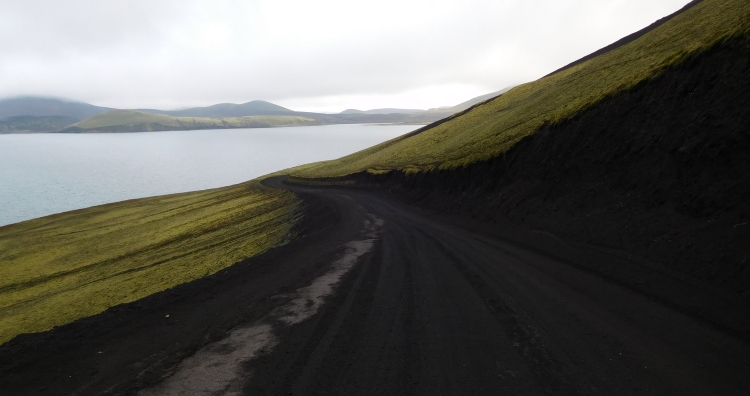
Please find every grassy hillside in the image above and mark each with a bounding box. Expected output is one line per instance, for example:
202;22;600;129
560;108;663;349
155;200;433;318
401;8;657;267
0;115;79;133
291;0;750;178
340;108;425;115
141;100;294;118
0;182;300;346
64;110;320;132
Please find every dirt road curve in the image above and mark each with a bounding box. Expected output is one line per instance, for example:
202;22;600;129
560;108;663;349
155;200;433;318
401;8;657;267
1;176;748;395
251;177;750;396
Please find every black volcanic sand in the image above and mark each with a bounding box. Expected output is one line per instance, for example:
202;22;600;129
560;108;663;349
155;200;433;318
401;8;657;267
240;179;750;395
0;190;371;395
1;34;749;396
333;35;750;341
1;174;749;394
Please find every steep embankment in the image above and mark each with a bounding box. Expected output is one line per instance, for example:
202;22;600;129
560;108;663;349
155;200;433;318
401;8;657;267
288;0;750;337
309;36;750;336
291;0;749;177
0;181;300;346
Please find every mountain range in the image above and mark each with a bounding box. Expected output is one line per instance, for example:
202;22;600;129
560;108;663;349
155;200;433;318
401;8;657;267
0;88;512;133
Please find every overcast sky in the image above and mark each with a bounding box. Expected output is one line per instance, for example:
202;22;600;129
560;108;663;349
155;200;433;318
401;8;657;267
0;0;690;113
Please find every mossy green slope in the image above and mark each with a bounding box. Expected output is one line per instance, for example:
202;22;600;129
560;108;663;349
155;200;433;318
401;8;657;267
0;116;80;133
65;110;319;132
0;181;300;346
292;0;750;178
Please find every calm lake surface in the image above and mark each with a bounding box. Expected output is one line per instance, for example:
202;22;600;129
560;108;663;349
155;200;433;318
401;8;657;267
0;124;417;226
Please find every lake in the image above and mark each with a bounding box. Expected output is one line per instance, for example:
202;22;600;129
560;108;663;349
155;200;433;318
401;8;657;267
0;124;418;226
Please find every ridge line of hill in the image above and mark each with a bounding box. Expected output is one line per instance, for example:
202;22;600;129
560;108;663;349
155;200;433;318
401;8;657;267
544;0;704;77
287;0;749;178
0;90;515;133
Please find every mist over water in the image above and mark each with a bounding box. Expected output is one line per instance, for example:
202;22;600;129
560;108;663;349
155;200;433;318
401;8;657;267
0;124;417;226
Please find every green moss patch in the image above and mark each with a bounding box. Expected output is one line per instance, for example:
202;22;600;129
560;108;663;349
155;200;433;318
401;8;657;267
0;181;300;345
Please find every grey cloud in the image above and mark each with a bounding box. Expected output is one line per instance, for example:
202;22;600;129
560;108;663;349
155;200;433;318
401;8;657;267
0;0;185;59
0;0;691;111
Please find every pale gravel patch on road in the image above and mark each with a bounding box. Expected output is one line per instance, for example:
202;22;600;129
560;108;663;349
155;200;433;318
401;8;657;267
271;216;383;325
137;213;382;396
138;324;276;396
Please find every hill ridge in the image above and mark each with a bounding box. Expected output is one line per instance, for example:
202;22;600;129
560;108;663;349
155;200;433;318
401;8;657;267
289;0;750;178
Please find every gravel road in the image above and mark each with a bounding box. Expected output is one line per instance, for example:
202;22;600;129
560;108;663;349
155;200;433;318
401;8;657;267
1;176;748;395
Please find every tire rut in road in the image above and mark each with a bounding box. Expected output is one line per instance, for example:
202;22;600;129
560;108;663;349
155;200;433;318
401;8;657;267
414;227;578;395
137;212;383;396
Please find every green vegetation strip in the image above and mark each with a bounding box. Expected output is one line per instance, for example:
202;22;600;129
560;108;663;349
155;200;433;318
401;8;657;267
292;0;750;178
65;110;318;132
0;181;300;345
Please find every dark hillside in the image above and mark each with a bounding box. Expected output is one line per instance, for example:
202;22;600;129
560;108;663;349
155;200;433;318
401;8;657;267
0;97;109;119
310;35;750;339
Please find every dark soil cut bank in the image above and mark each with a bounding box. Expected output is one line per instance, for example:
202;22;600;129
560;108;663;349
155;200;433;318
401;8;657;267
321;35;750;340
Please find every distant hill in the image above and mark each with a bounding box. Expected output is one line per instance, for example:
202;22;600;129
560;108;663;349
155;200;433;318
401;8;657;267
68;100;472;132
0;97;109;120
340;108;425;115
4;89;517;133
441;86;515;113
0;116;80;133
63;110;320;133
338;89;515;117
66;109;461;133
139;100;294;118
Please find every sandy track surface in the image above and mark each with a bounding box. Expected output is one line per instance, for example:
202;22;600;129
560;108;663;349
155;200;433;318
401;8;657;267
1;176;748;395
